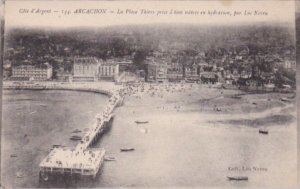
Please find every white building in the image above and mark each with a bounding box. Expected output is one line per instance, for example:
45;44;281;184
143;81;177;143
11;63;53;81
98;60;119;81
73;57;119;82
73;57;101;81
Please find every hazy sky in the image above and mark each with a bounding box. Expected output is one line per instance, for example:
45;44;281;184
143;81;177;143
5;1;295;29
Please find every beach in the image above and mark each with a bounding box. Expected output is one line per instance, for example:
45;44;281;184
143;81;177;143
1;82;297;188
97;83;296;187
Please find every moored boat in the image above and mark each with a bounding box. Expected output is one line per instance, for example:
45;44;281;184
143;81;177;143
72;129;82;133
135;121;149;124
280;97;291;102
259;129;268;135
120;148;135;152
104;156;117;161
70;135;82;140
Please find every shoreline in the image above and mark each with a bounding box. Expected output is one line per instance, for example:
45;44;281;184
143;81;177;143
2;81;119;97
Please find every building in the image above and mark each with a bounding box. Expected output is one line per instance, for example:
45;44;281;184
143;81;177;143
184;63;199;82
11;63;53;81
113;57;133;72
73;57;120;82
98;60;119;81
167;62;183;82
283;60;296;70
200;72;218;84
73;57;101;81
56;70;72;82
147;60;168;83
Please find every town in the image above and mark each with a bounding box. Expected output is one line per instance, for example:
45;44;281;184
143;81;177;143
3;24;296;92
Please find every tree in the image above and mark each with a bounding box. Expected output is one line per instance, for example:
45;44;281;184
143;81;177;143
133;49;149;71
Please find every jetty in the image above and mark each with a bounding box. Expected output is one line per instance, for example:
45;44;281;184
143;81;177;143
39;148;105;180
40;89;123;182
3;81;124;182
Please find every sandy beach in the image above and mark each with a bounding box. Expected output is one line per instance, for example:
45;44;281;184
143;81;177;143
1;82;297;188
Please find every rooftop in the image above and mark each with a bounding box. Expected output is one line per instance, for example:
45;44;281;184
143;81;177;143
14;63;52;69
74;57;101;65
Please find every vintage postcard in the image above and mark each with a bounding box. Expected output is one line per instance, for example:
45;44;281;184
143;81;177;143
1;0;298;188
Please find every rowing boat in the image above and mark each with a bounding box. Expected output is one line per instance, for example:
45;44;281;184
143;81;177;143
259;129;268;135
120;148;135;152
135;121;149;124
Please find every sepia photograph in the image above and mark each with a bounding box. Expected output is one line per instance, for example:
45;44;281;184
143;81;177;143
1;1;298;188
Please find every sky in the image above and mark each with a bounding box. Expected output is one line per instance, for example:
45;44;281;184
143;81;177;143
4;0;296;29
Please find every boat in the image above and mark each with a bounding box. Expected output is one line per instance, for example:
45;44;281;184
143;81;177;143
70;135;82;140
259;129;268;135
10;154;17;158
135;121;149;124
120;148;135;152
231;95;242;99
287;94;296;99
72;129;82;133
227;176;248;181
39;104;47;107
52;144;61;148
280;97;291;102
104;156;117;161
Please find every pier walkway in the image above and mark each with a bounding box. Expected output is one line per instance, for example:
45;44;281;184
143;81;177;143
3;81;124;181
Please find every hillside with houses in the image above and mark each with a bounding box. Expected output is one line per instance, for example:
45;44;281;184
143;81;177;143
3;23;296;90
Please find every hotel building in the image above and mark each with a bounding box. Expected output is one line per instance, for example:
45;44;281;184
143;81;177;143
11;63;53;81
73;57;119;82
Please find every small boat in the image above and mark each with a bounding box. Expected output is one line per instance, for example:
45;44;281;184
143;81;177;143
39;104;47;107
30;111;37;114
280;97;291;102
259;129;268;135
231;95;242;99
135;121;149;124
72;129;82;133
52;144;61;148
10;154;17;158
70;135;82;140
104;156;117;161
227;176;248;181
120;148;135;152
287;94;295;99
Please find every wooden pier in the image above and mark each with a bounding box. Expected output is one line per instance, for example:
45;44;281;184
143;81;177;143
38;86;124;182
39;147;105;181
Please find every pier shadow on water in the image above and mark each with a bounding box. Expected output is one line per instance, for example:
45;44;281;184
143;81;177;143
38;169;104;188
